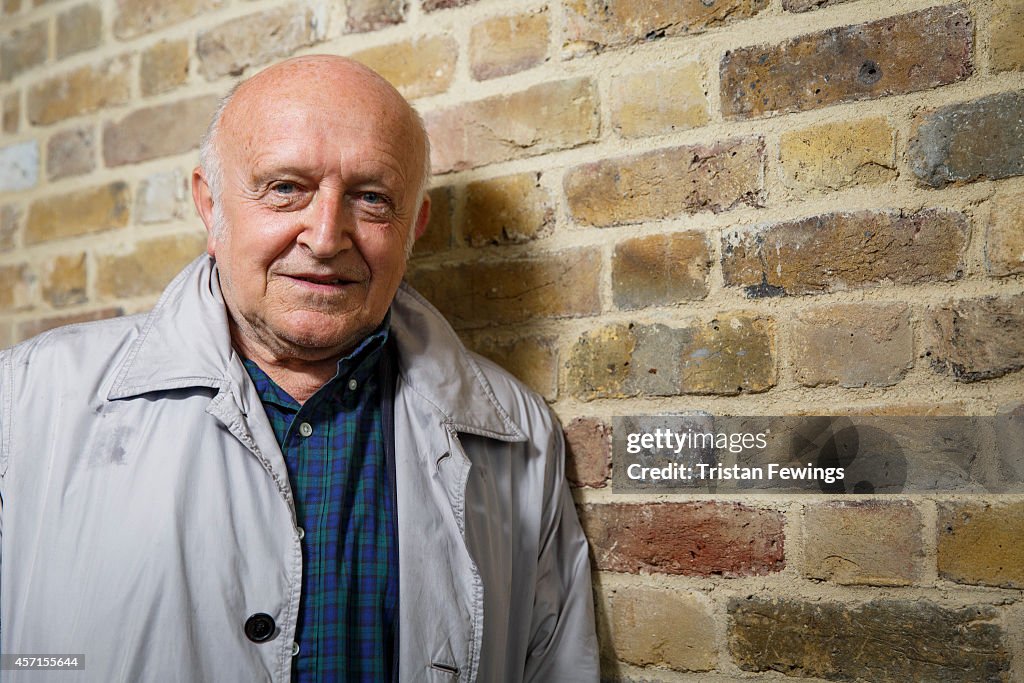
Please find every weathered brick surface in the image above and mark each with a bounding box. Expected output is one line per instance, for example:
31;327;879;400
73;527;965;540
17;307;123;342
56;4;102;59
564;137;764;227
0;140;38;192
346;0;404;32
423;0;475;10
721;6;973;119
729;597;1010;681
0;204;19;251
0;264;33;313
26;182;130;244
141;40;190;97
407;248;601;328
908;90;1024;188
470;335;558;400
2;0;20;15
604;585;716;671
926;296;1024;382
987;189;1024;276
566;315;776;399
1;20;47;82
41;252;87;307
197;6;324;80
114;0;219;39
425;79;599;173
938;501;1024;588
803;501;923;585
46;126;95;181
464;173;553;246
610;63;709;139
564;0;767;54
792;304;913;388
779;117;895;192
411;186;451;256
2;93;18;133
612;232;710;309
102;96;218;166
469;10;548;81
136;169;187;224
96;233;206;299
562;417;610;488
351;36;456;100
27;57;132;126
722;209;969;297
783;0;853;13
991;0;1024;72
580;503;785;576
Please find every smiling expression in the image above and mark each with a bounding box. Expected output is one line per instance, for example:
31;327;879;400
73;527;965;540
193;57;430;364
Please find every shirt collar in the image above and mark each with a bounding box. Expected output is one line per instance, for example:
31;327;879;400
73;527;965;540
242;311;391;410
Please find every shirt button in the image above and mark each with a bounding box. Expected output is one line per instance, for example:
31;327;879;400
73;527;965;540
291;642;300;657
347;378;358;391
298;422;313;437
296;527;305;540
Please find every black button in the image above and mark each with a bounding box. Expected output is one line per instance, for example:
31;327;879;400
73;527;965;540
244;613;276;643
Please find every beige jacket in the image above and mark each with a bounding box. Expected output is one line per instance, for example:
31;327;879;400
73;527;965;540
0;256;599;682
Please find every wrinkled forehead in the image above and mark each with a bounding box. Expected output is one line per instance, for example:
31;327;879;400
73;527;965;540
219;60;424;171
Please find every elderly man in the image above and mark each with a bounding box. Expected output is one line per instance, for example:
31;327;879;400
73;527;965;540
0;56;599;681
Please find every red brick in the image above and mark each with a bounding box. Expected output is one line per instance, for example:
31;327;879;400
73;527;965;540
563;417;610;488
580;502;785;576
425;78;599;173
564;138;764;227
722;209;969;296
721;6;973;119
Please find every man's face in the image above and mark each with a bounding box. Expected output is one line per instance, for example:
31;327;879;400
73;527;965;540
195;63;428;362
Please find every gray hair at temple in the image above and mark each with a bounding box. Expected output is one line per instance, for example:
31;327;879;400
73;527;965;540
197;78;432;256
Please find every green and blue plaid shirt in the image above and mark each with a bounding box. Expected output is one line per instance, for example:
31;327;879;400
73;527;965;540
242;320;397;681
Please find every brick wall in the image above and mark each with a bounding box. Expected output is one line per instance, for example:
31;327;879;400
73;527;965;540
2;0;1022;679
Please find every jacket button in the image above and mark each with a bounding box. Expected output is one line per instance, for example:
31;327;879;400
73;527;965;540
244;613;276;643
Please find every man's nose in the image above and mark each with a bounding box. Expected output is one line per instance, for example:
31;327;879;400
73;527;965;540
297;189;354;258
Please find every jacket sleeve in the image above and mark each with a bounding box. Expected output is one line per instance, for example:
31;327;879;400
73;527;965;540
523;422;600;682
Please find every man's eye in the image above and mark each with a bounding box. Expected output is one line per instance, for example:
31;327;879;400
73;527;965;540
362;192;386;205
272;182;297;195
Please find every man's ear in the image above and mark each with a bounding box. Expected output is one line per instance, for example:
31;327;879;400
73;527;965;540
191;166;217;257
414;194;431;240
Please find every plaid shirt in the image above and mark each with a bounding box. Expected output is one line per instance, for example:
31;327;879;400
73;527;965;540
242;321;397;681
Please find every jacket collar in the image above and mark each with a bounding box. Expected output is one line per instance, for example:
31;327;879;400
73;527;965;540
107;256;525;442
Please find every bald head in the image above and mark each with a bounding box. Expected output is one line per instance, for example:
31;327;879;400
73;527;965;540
199;55;431;246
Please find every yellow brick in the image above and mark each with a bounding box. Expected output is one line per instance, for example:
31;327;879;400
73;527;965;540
26;182;130;245
141;40;190;96
351;36;456;100
96;233;206;299
610;63;709;138
0;263;32;313
779;117;895;192
464;173;552;246
27;57;132;126
991;0;1024;73
469;10;548;81
41;252;87;308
